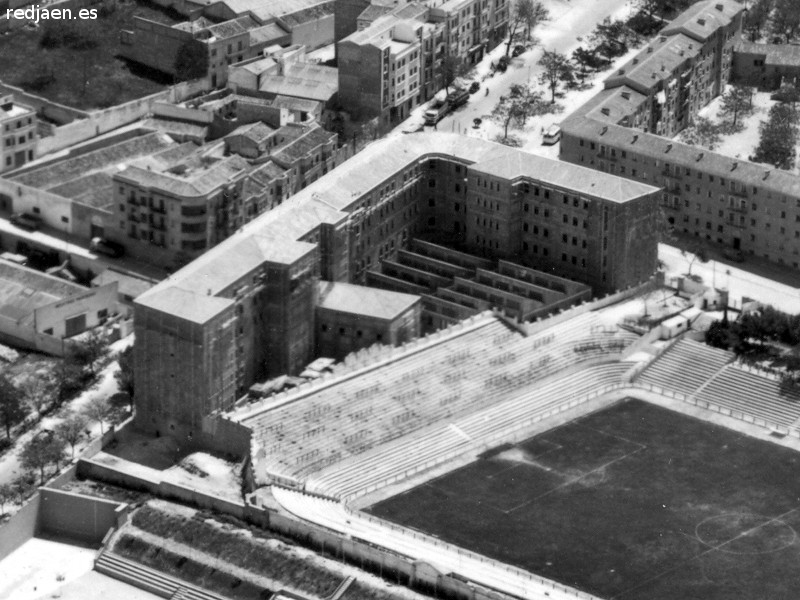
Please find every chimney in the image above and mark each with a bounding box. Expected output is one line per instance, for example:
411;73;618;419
633;58;639;65
763;170;770;180
731;161;738;171
621;91;630;100
632;134;639;143
618;68;625;75
696;152;704;161
600;126;608;135
601;107;610;116
715;3;723;11
697;18;706;26
665;143;672;153
647;46;654;53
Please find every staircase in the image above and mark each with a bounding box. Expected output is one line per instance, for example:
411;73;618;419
95;549;229;600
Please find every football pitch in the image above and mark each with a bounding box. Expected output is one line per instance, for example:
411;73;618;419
368;399;800;599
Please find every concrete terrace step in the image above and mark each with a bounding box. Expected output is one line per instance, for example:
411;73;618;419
95;550;229;600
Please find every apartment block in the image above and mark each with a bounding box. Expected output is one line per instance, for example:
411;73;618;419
603;0;742;138
120;15;290;87
0;95;36;174
133;132;659;436
560;0;800;269
338;0;509;123
733;40;800;90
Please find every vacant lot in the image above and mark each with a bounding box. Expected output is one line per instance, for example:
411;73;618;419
0;0;180;109
369;399;800;600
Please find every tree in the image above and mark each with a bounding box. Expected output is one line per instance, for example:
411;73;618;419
491;84;551;140
0;375;27;440
0;483;13;515
705;321;731;350
438;54;469;96
516;0;549;41
52;360;86;407
719;84;754;129
83;396;111;435
115;345;135;399
174;39;209;82
572;47;608;81
589;18;638;59
21;375;56;418
70;329;109;379
538;50;575;103
504;2;527;57
744;0;772;42
771;0;800;44
753;103;799;170
681;117;721;150
55;414;88;458
19;433;66;485
633;0;661;21
680;245;708;277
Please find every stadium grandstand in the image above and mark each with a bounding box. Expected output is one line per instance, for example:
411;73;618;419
231;305;641;499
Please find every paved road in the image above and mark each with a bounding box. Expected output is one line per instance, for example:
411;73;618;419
659;243;800;314
416;0;632;136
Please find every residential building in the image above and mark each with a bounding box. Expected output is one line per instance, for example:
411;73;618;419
602;0;742;137
733;40;800;90
337;0;509;123
133;132;659;437
316;281;421;359
560;0;800;269
0;94;36;174
120;15;290;87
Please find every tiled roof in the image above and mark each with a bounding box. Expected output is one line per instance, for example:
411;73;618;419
660;0;741;42
11;133;175;190
605;33;699;94
735;40;800;67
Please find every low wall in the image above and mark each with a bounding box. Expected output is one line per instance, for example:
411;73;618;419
0;493;41;562
38;487;128;544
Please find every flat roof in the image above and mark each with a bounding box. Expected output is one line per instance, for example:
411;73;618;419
91;269;155;300
137;133;655;321
317;281;419;320
0;260;85;323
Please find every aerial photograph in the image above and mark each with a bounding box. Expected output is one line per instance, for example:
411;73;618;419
1;0;800;598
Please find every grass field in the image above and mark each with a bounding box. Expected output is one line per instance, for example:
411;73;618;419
0;0;178;109
368;399;800;600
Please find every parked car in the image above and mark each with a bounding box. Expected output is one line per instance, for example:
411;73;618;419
542;124;562;145
512;44;525;57
469;81;480;94
496;55;509;72
9;212;42;231
90;237;125;258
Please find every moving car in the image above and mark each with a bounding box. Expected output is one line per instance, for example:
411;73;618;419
469;81;480;94
9;212;42;231
90;237;125;258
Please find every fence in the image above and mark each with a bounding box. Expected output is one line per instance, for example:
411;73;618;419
628;381;799;439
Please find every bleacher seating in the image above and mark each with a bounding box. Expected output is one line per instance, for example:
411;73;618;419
307;362;630;500
636;339;733;396
95;550;227;600
694;364;800;427
240;311;637;495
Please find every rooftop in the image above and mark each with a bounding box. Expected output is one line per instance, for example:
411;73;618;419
226;121;276;145
91;269;155;300
137;133;660;321
585;86;650;125
735;40;800;67
317;281;420;320
561;111;800;198
11;133;176;191
115;153;250;198
605;33;699;94
272;124;335;163
660;0;741;43
0;259;85;323
258;63;338;102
